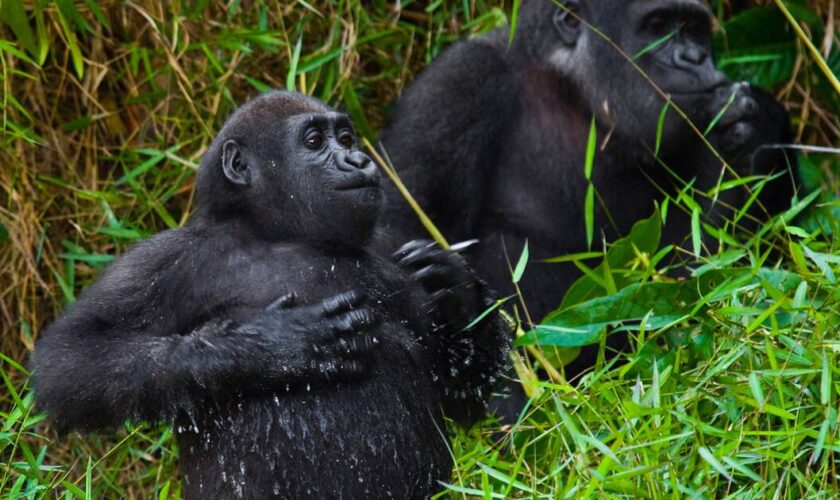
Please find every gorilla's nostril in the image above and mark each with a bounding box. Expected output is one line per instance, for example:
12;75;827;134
345;153;371;170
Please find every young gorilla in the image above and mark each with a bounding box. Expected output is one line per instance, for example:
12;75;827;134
380;0;798;376
31;91;508;499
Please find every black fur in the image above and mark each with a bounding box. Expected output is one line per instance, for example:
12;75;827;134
31;91;509;499
380;0;798;377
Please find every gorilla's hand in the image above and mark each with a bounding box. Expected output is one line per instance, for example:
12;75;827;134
707;82;764;159
393;240;484;333
236;291;379;382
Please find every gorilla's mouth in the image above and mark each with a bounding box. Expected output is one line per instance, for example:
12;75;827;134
667;87;719;97
667;81;731;98
334;177;381;191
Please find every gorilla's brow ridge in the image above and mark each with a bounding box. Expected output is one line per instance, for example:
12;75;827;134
630;0;711;18
293;112;354;130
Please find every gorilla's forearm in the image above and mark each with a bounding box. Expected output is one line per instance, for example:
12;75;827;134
685;84;798;233
739;87;799;220
31;317;285;434
33;289;382;434
440;316;509;426
429;284;510;426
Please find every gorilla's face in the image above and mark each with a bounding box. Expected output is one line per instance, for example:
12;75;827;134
621;1;725;97
210;92;382;247
264;112;382;245
288;113;381;193
548;0;730;152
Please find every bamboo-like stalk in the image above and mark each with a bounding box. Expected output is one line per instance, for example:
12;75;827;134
362;137;451;249
774;0;840;97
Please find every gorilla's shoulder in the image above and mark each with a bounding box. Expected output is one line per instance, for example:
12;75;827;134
384;32;517;142
94;228;200;292
410;34;514;93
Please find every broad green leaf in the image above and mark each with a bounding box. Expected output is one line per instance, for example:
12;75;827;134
802;244;837;283
558;210;662;311
691;206;701;256
584;184;594;250
522;281;696;347
697;447;734;482
508;0;522;45
584;116;596;180
654;101;669;157
54;0;85;78
821;352;832;406
286;36;302;91
0;0;38;57
715;7;799;88
512;240;529;283
748;372;764;408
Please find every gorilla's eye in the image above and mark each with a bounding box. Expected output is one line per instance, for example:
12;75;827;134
645;15;668;35
304;131;324;150
338;133;354;148
682;19;707;38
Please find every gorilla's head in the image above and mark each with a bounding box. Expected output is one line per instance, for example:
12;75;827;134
195;91;381;247
516;0;729;153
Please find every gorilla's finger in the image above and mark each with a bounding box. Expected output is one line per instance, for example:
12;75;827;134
339;338;355;354
392;239;435;261
316;359;365;379
412;264;458;290
398;247;452;271
429;288;462;308
332;307;379;334
448;239;480;253
344;359;365;372
336;360;365;376
338;335;378;355
321;290;365;316
267;292;297;310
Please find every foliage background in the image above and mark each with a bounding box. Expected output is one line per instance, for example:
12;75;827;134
0;0;838;498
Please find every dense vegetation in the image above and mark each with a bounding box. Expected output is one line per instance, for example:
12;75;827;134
1;0;838;497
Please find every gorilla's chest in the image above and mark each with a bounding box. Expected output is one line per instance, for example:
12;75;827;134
177;243;449;498
198;242;422;326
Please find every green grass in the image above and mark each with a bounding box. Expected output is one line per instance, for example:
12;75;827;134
1;1;839;498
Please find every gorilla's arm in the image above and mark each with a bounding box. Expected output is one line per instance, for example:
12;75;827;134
394;241;509;426
31;232;376;434
380;39;516;241
31;233;219;433
735;87;799;219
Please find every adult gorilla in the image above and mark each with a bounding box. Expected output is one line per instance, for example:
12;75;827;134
380;0;798;374
32;91;508;499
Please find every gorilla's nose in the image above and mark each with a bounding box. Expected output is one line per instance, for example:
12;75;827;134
679;45;707;65
338;151;372;172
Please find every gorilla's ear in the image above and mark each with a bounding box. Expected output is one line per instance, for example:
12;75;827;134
553;0;582;46
222;139;251;187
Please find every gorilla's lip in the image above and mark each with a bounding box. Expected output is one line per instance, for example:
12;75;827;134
334;178;381;191
666;82;730;97
667;88;718;97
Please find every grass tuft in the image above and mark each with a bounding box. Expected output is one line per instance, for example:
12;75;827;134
0;1;838;498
